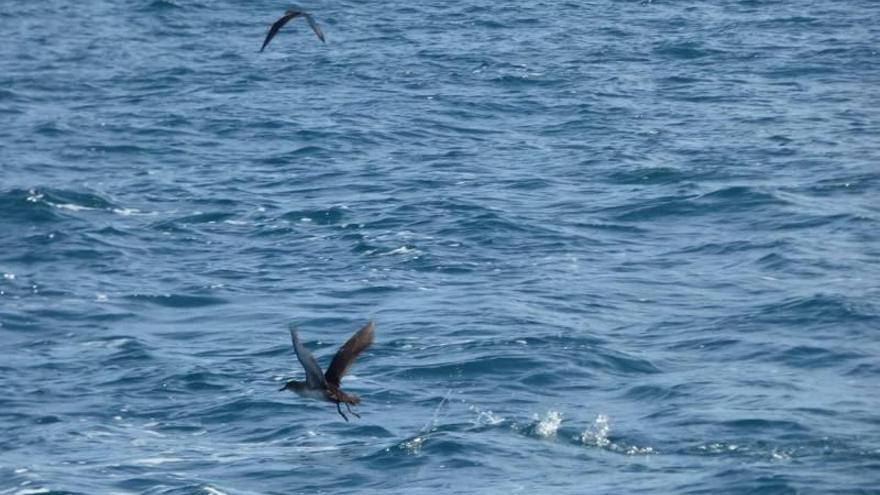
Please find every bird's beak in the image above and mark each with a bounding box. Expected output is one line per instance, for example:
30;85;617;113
278;383;287;391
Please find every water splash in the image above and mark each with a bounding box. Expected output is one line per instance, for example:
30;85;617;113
425;389;453;432
533;410;562;438
401;436;426;454
392;389;453;455
695;442;793;462
770;448;792;461
25;189;43;203
577;414;611;447
576;414;655;455
697;442;741;454
469;405;505;426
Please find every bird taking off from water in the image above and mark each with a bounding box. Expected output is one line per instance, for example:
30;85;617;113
260;9;325;52
280;321;375;421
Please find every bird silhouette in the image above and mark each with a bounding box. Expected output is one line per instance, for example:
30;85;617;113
280;321;375;421
260;9;325;52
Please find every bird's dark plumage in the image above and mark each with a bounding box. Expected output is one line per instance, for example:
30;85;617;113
260;9;325;52
281;321;375;421
325;321;375;388
289;327;326;388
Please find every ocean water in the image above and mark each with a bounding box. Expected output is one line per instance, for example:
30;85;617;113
1;0;878;493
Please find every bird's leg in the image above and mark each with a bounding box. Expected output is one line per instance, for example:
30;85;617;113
336;402;349;422
345;403;361;419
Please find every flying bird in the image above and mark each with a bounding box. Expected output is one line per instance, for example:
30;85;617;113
260;9;325;52
280;321;375;421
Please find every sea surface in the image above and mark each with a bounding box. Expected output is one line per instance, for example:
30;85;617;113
1;1;879;493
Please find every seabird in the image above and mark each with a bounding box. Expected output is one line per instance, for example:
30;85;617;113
260;9;325;52
280;321;375;421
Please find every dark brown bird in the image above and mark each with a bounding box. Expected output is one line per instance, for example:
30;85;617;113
280;321;375;421
260;9;325;52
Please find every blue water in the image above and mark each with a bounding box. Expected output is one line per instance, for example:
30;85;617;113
1;0;879;493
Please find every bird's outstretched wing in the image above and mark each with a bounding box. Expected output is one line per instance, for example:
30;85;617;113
303;13;326;43
289;327;325;388
260;11;302;52
260;10;325;52
325;321;375;388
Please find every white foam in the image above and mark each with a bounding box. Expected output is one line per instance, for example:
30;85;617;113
577;414;655;455
53;203;93;212
470;405;505;426
82;337;131;349
81;429;114;439
203;486;229;495
383;246;420;256
3;273;14;280
401;436;425;454
480;411;504;425
699;442;739;454
577;414;611;447
624;445;655;455
534;410;562;438
771;449;791;461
